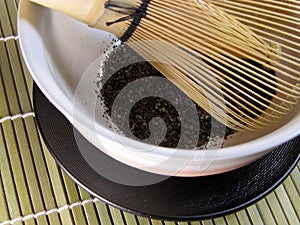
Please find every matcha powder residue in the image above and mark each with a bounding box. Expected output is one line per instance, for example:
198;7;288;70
96;44;235;149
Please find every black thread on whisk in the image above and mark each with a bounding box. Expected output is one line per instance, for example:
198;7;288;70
105;0;150;42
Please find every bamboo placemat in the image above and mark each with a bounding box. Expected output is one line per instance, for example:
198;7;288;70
0;0;299;224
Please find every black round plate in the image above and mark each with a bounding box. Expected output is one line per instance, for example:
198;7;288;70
33;84;300;221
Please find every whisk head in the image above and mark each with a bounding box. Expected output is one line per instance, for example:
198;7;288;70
95;0;299;131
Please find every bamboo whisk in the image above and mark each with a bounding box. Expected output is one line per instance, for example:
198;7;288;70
29;0;300;131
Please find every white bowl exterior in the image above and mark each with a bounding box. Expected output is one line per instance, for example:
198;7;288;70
18;0;300;177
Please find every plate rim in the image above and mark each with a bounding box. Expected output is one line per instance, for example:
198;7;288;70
33;84;300;221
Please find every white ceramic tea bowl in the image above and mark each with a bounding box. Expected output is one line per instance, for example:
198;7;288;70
18;0;300;177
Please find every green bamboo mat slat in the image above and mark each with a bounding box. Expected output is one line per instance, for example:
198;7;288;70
0;0;17;37
283;176;300;219
201;220;214;225
235;210;252;225
291;165;300;193
0;66;9;118
108;205;126;224
136;214;152;225
152;219;167;225
0;39;32;114
5;40;32;113
26;118;65;225
38;132;76;225
224;214;240;224
0;132;17;225
177;222;189;225
164;221;177;225
0;176;10;223
12;117;49;225
94;200;115;225
78;187;101;225
190;221;201;225
123;211;138;225
0;0;300;225
0;120;28;225
245;204;265;225
0;40;21;115
0;125;16;224
15;41;34;105
275;185;299;224
212;217;226;225
256;199;278;224
266;192;290;224
61;173;89;225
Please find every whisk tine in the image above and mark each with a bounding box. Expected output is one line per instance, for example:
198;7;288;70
145;11;279;70
128;39;288;124
30;0;300;131
219;0;300;12
132;15;300;97
213;2;300;24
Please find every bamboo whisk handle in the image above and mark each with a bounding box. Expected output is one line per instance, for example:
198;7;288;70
30;0;106;26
